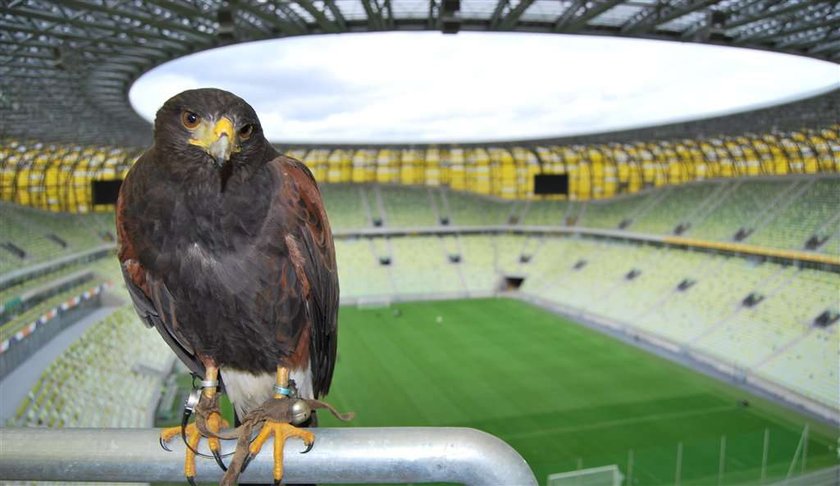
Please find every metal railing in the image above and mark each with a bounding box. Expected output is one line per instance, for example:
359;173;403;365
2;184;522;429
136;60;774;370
0;427;538;485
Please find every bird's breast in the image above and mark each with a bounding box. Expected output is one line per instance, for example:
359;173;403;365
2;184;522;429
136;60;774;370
185;241;217;266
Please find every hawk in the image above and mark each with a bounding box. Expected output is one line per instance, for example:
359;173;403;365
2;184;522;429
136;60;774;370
116;88;342;484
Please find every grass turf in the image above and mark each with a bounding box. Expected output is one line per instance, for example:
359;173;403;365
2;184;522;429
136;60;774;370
318;297;838;485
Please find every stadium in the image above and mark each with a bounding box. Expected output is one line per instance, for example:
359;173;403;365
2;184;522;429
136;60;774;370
1;1;839;485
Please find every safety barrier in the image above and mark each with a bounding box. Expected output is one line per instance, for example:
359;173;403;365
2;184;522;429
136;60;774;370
0;426;538;485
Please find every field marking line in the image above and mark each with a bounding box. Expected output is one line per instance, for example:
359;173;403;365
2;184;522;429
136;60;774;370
508;404;737;440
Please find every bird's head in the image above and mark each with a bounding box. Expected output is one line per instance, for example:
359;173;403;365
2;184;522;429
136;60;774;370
154;88;267;171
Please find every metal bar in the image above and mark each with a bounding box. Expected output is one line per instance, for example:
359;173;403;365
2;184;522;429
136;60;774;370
742;15;837;44
56;0;210;40
785;424;805;480
360;0;384;30
427;0;439;29
622;0;718;34
490;0;510;28
497;0;538;30
558;0;624;32
5;5;197;46
760;427;770;484
296;0;342;33
802;424;808;474
0;427;537;485
675;441;683;486
325;1;348;30
553;0;587;31
383;0;395;29
726;0;818;30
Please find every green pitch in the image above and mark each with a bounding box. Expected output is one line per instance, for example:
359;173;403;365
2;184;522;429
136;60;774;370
319;298;838;485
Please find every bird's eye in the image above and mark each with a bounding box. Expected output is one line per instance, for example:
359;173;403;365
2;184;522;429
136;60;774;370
181;111;200;129
239;124;254;140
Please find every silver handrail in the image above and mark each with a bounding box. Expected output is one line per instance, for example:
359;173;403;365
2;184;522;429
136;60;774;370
0;426;537;485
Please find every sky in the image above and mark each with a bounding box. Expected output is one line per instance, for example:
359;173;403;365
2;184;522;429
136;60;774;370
129;32;840;143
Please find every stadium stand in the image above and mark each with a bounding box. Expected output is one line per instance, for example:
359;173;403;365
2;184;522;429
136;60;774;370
3;3;840;482
1;257;116;333
0;277;108;347
6;227;836;425
0;138;837;466
457;235;503;292
0;202;115;273
390;237;465;294
513;238;840;410
0;263;94;315
10;307;172;428
628;183;721;235
320;184;370;230
334;238;394;298
756;326;839;408
746;179;840;253
338;232;840;413
379;186;439;228
445;190;509;226
0;177;837;486
0;141;140;213
7;127;836;214
688;179;790;243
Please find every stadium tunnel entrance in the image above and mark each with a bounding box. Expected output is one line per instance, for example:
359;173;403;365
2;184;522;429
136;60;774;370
501;275;525;291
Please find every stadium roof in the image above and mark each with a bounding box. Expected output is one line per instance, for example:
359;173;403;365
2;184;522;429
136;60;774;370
2;0;839;147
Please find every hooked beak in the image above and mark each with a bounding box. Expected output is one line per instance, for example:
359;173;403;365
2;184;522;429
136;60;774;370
188;117;238;168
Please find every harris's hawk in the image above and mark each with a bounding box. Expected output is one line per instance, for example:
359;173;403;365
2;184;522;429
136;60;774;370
116;88;344;484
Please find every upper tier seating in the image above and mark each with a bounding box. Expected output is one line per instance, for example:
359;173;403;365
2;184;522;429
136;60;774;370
315;176;840;255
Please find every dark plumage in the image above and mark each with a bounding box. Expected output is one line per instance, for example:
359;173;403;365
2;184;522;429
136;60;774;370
117;88;339;414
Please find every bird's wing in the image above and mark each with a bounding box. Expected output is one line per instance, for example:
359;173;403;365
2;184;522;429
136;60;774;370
115;155;205;378
271;155;339;398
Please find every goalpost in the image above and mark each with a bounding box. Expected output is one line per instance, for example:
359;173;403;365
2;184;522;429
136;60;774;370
547;464;624;486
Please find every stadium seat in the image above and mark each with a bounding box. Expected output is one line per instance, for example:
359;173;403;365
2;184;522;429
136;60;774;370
11;307;172;428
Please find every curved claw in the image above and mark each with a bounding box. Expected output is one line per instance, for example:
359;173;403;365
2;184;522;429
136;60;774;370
300;441;314;454
159;436;172;452
212;449;228;471
240;453;254;474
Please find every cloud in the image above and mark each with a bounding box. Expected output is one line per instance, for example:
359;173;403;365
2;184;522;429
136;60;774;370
129;32;840;143
129;73;203;122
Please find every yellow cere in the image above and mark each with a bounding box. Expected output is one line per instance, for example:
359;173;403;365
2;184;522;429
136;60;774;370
188;117;239;153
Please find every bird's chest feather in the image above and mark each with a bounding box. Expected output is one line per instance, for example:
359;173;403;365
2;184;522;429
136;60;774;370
142;172;292;367
162;180;274;303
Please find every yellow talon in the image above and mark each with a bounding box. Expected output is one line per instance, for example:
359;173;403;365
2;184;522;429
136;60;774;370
206;411;230;460
160;422;201;481
229;366;318;484
159;365;230;481
248;421;315;484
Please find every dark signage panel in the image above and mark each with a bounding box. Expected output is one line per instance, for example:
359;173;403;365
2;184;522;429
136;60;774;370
534;174;569;195
91;179;123;205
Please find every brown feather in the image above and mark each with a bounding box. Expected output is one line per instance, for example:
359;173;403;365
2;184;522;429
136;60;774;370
116;89;339;402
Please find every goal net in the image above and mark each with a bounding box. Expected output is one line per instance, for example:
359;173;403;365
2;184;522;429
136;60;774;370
547;465;624;486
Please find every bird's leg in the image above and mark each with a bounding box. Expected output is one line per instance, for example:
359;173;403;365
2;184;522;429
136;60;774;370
160;365;230;484
233;366;315;486
195;367;230;471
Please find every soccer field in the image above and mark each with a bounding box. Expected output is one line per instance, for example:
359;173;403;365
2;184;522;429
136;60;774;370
319;298;838;485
